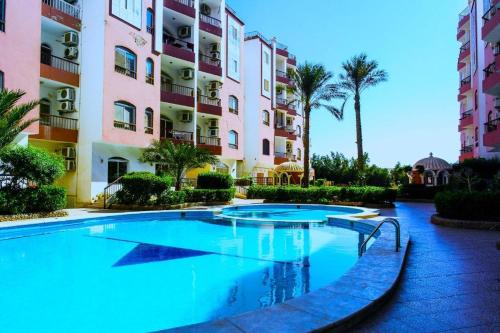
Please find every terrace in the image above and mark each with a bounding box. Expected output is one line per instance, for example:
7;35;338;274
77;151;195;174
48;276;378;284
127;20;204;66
41;0;81;31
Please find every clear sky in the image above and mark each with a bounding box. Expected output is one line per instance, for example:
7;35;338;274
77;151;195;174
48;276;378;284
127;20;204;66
228;0;465;167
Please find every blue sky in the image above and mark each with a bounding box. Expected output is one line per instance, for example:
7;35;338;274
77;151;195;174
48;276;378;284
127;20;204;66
228;0;465;167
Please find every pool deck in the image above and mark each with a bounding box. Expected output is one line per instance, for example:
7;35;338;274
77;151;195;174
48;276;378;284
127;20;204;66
354;202;500;332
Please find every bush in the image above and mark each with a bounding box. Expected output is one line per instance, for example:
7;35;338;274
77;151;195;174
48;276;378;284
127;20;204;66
0;185;66;214
156;190;186;205
398;184;445;200
184;188;235;203
197;172;233;189
314;178;327;187
116;172;172;205
234;178;253;186
246;186;396;204
0;146;65;185
435;191;500;221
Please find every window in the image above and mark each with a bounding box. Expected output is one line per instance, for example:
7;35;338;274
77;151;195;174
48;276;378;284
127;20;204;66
115;46;137;79
145;58;154;84
146;8;154;33
262;110;270;126
296;125;302;137
229;95;238;114
0;0;5;32
0;71;3;90
297;148;302;160
108;157;128;183
474;126;479;145
228;130;238;149
262;139;270;155
144;108;153;134
114;101;136;131
474;90;478;110
227;18;240;80
111;0;142;29
263;79;270;92
264;52;270;65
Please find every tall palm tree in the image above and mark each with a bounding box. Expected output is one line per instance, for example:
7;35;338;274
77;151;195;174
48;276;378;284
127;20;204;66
337;54;388;170
290;63;346;187
141;140;218;190
0;89;39;150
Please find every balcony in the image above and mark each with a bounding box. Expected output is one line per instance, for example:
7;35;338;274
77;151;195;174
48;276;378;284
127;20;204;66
276;44;289;58
198;95;222;116
274;152;296;165
459;145;474;162
40;54;80;87
199;54;222;76
483;61;500;97
484;117;500;147
276;70;290;85
31;115;78;143
275;123;297;140
41;0;81;31
458;75;471;100
200;14;222;37
458;110;473;131
482;2;500;43
161;130;194;144
287;54;297;66
458;41;471;63
276;97;297;116
161;83;195;107
164;0;195;18
197;136;222;155
163;36;195;63
458;7;470;30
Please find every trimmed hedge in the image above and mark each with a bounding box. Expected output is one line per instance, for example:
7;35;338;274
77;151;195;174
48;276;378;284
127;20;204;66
156;190;186;205
197;172;233;189
184;188;236;203
247;186;396;204
0;185;67;215
434;191;500;221
398;184;445;200
116;172;172;205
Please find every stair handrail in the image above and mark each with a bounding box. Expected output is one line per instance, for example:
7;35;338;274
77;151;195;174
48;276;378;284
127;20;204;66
359;217;401;256
103;177;123;209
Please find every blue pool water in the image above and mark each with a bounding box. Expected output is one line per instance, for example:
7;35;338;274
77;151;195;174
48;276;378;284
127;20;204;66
0;213;372;332
221;204;363;222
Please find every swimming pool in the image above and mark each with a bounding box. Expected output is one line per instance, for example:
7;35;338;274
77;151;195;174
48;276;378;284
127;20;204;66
0;210;375;332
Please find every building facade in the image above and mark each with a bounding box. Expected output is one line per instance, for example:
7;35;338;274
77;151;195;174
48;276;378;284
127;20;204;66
0;0;304;205
457;0;500;162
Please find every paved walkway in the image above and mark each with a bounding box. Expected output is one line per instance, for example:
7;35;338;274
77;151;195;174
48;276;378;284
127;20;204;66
354;202;500;333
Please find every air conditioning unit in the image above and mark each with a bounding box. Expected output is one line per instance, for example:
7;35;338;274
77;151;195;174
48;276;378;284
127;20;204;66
208;128;219;137
200;3;211;16
62;31;78;46
179;111;193;123
208;90;220;100
207;81;221;91
207;119;218;128
178;26;192;39
210;51;221;61
65;160;77;171
58;101;76;113
180;68;194;80
210;43;221;53
64;47;78;60
61;147;76;158
56;88;75;101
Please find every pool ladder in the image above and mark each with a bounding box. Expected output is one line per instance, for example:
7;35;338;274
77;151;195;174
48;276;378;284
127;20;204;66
358;217;401;257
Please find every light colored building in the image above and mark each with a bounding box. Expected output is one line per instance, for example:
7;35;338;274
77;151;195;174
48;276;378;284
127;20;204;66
0;0;304;205
457;0;500;162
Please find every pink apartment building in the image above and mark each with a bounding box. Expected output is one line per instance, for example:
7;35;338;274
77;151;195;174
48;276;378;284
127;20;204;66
0;0;304;206
458;0;500;162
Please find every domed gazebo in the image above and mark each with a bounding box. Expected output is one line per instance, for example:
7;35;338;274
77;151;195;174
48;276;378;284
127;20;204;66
274;162;314;185
411;153;451;186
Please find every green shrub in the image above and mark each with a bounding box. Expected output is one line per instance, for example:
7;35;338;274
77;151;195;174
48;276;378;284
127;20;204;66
0;185;66;214
234;178;253;186
184;188;235;202
0;146;65;185
398;184;445;200
314;178;327;186
197;172;234;189
435;191;500;221
116;172;172;205
156;190;186;205
246;186;396;204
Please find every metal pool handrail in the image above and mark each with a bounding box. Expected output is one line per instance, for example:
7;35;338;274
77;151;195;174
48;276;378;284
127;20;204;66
359;217;401;256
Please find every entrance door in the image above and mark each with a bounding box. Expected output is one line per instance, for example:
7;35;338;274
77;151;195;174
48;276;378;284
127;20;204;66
160;117;173;139
108;158;128;183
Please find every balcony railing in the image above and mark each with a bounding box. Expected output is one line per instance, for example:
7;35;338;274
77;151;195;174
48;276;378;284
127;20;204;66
460;109;473;120
275;152;287;158
276;97;288;106
228;143;238;149
114;120;136;131
483;2;500;21
115;65;136;79
460;75;471;87
199;53;221;67
460;41;470;53
198;136;221;146
459;7;469;21
163;35;195;52
484;62;496;77
460;145;473;153
146;75;154;85
42;0;81;19
161;82;194;96
40;114;78;130
276;70;288;79
199;94;221;106
41;54;79;74
485;117;500;132
200;13;221;28
286;125;295;133
174;0;194;7
172;130;193;141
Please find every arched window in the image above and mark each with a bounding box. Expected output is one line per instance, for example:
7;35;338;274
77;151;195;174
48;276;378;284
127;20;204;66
115;46;137;78
474;90;478;110
114;101;136;131
228;130;238;149
229;95;238;114
108;157;128;183
146;58;154;84
0;70;4;90
474;126;479;145
297;148;302;160
262;139;270;155
296;125;302;137
146;8;154;33
144;108;153;134
41;43;52;66
262;110;270;126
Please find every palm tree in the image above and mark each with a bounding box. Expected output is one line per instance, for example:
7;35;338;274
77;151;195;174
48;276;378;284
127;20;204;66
0;89;39;150
337;54;388;170
141;140;218;191
290;62;347;187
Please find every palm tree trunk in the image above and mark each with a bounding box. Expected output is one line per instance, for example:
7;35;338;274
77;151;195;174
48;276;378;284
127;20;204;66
302;106;311;188
354;92;364;170
175;168;183;191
